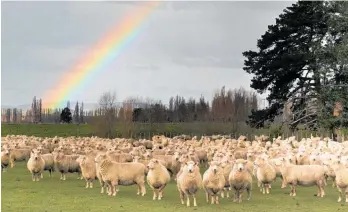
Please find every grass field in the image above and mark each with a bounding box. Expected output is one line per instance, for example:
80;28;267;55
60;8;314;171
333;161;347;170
1;162;347;212
2;123;343;140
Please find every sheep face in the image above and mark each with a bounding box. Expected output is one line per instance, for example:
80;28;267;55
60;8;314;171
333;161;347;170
30;151;41;161
76;155;86;164
147;159;159;169
186;161;197;173
235;160;247;172
94;154;107;163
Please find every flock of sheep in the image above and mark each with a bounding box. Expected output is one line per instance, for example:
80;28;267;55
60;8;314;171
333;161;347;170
2;134;348;206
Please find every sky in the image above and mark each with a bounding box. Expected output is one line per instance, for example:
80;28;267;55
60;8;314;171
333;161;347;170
1;1;295;108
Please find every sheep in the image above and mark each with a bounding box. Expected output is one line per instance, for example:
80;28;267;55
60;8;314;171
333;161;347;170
146;158;171;200
94;153;146;197
220;159;234;199
27;150;45;182
280;160;327;197
254;156;277;194
331;160;348;202
176;161;203;207
202;161;225;204
40;153;55;178
228;159;252;203
1;149;11;172
9;148;31;168
76;155;97;189
53;152;82;181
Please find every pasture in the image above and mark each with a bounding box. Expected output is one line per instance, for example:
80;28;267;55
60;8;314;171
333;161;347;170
2;162;347;212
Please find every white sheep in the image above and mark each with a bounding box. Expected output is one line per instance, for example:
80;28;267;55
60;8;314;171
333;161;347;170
146;158;171;200
254;156;277;194
229;159;252;203
95;153;146;197
331;160;348;202
176;161;203;207
53;152;82;181
202;161;225;204
27;150;45;182
76;155;97;188
40;153;55;178
280;159;327;197
1;149;11;172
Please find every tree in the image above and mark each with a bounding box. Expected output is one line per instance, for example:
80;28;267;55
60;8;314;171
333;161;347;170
60;107;72;123
91;91;118;138
38;98;42;123
74;101;80;124
243;1;331;129
317;1;348;139
79;102;84;124
32;96;37;123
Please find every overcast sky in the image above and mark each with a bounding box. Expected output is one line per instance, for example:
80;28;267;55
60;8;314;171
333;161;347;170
2;1;295;107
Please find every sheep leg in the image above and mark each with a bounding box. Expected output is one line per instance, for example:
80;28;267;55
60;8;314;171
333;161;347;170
111;181;118;196
318;180;325;197
233;190;238;202
100;181;104;193
41;173;43;179
262;183;266;194
247;186;252;200
179;190;185;205
220;190;225;198
31;173;35;181
292;184;297;197
266;184;270;194
215;195;220;204
85;180;89;188
316;184;321;197
158;184;166;200
205;191;209;203
345;188;348;203
152;189;157;200
63;173;66;181
238;192;243;203
337;187;342;202
60;172;63;180
140;182;146;196
89;180;93;188
186;193;191;207
193;194;197;207
49;170;52;177
211;195;214;204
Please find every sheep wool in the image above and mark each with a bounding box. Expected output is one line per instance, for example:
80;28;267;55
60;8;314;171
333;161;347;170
27;151;45;182
146;159;171;200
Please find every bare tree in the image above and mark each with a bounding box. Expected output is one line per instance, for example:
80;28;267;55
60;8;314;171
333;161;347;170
91;91;118;138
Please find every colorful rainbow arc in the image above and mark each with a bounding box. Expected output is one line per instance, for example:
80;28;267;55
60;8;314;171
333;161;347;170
43;1;160;109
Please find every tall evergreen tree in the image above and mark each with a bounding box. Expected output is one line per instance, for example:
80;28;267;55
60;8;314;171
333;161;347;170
243;2;331;129
79;102;84;124
74;101;80;123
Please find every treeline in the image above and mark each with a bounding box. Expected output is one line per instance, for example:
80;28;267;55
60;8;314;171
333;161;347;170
1;86;261;125
130;86;259;123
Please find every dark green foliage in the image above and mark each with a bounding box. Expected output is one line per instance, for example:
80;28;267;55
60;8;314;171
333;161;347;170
243;1;347;130
60;107;72;123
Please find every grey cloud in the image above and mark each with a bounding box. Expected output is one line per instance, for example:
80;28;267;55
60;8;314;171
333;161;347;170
2;1;295;106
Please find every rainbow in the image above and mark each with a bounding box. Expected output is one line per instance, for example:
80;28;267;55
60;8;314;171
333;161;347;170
43;1;160;109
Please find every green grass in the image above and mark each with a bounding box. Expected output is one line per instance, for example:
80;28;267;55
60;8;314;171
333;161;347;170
3;123;343;140
2;162;347;212
1;124;94;138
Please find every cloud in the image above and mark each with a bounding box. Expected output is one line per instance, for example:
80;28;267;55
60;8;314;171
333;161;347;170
1;1;295;106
